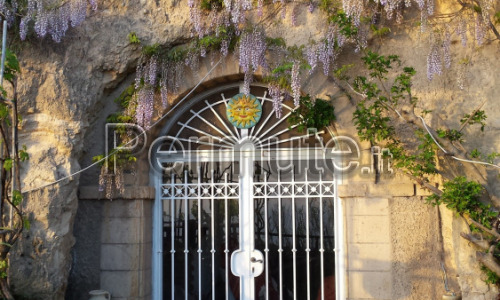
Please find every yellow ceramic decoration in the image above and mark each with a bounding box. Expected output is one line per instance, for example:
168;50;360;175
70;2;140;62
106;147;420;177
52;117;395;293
226;93;262;129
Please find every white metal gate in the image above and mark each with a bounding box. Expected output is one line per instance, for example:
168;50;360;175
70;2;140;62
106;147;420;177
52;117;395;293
152;84;345;300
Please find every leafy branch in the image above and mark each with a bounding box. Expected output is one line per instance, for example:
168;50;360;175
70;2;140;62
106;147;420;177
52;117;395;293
287;95;336;133
0;48;29;300
336;48;500;285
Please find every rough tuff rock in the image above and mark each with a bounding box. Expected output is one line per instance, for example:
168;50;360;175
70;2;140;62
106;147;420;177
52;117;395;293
9;0;191;298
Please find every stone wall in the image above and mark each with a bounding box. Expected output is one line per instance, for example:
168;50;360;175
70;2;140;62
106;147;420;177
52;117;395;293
68;187;154;300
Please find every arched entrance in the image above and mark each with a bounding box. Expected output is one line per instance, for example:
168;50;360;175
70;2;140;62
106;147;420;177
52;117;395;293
151;83;345;300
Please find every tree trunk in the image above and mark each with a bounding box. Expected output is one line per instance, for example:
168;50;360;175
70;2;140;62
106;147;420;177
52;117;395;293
460;232;491;250
0;277;14;300
477;251;500;277
399;111;499;206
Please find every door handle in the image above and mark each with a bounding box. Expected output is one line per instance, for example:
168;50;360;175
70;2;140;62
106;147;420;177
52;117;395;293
250;257;263;263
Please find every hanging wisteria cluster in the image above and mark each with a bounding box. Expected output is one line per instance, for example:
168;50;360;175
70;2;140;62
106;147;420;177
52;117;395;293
342;0;494;86
268;82;285;118
304;21;352;79
188;0;232;39
239;28;267;94
135;87;155;129
291;61;300;106
342;0;364;26
424;5;492;83
426;44;442;81
343;0;435;28
4;0;98;42
305;44;318;74
134;55;186;128
99;165;125;200
126;0;500;126
474;14;486;46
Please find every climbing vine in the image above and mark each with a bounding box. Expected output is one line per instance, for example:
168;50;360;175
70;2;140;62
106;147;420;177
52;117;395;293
0;0;497;296
0;48;31;300
337;47;500;286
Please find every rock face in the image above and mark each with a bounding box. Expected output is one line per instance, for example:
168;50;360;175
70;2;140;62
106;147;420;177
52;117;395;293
9;1;191;298
6;0;500;299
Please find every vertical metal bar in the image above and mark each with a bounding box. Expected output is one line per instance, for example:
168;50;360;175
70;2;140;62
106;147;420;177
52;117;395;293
319;172;325;300
184;170;189;300
0;20;7;217
0;20;7;84
305;169;311;300
239;142;256;300
264;173;269;300
211;170;216;300
10;101;15;220
6;18;14;229
334;179;345;300
224;172;229;300
278;170;283;300
333;178;339;300
198;167;202;300
171;173;176;300
152;175;163;300
291;167;297;300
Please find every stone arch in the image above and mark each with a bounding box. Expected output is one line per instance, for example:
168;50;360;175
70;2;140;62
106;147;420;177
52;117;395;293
71;55;356;299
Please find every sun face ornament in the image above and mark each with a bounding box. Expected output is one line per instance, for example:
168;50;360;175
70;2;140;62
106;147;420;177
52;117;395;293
226;93;262;129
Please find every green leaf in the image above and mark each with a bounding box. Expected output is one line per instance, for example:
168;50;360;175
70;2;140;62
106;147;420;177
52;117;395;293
20;145;29;161
481;265;500;285
333;64;354;80
272;62;294;74
487;152;500;164
436;128;463;142
361;50;400;80
328;12;359;38
12;190;22;206
460;110;487;131
3;158;12;171
288;95;336;132
495;11;500;24
370;25;391;37
2;49;20;82
0;103;9;120
200;0;223;10
23;217;30;230
432;177;492;227
142;44;160;57
471;149;481;158
92;154;105;163
127;32;141;44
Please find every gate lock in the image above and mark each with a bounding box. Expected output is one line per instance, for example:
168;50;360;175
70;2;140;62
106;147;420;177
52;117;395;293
231;249;264;277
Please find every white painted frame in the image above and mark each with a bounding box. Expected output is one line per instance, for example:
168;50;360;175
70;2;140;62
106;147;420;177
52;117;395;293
151;83;346;300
